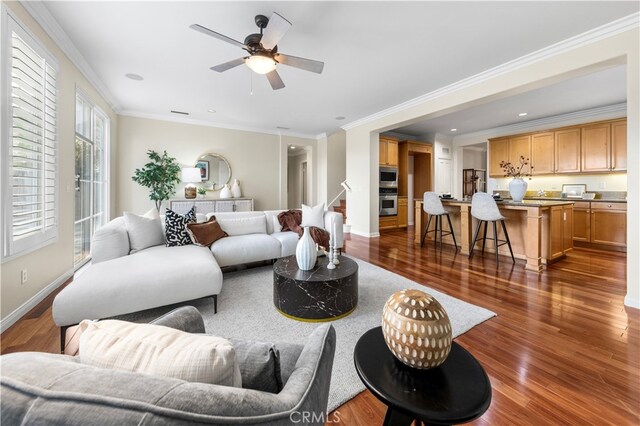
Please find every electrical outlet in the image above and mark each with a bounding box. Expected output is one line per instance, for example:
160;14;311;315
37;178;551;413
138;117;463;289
21;269;28;284
599;181;606;189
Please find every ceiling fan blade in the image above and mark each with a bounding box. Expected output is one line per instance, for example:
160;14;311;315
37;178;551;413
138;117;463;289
210;57;246;73
275;53;324;74
190;24;246;49
260;12;291;50
266;70;285;90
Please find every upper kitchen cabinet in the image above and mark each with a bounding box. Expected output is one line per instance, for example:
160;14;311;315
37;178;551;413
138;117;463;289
508;135;532;173
379;137;399;167
611;119;627;171
581;122;611;172
489;137;509;177
531;132;555;175
555;128;581;174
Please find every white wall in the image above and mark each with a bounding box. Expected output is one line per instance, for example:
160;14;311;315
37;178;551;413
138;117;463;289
117;115;316;214
343;27;639;307
326;131;347;208
462;149;487;170
1;1;118;327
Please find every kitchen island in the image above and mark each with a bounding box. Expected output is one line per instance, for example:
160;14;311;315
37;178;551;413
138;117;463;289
414;199;574;272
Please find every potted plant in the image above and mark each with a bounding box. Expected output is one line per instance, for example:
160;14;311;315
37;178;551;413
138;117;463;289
499;156;531;203
132;150;181;212
197;187;207;198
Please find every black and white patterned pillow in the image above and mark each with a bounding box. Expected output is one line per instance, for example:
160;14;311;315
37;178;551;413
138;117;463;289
165;207;197;247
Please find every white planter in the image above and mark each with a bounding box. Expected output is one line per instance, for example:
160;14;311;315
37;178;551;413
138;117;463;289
296;227;318;270
220;184;232;199
509;177;528;202
231;179;241;198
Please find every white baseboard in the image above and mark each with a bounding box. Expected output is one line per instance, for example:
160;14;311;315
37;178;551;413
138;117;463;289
1;268;73;333
624;294;640;309
351;229;381;238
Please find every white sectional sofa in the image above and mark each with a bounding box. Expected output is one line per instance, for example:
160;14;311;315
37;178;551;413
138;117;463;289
52;209;343;332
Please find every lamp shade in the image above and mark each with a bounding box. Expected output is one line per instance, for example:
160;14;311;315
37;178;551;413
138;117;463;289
245;55;277;75
181;168;202;183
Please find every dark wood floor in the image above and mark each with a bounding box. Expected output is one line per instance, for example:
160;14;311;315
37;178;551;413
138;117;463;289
2;226;638;425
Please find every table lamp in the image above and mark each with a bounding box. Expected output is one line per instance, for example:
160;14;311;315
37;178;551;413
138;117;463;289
182;167;201;199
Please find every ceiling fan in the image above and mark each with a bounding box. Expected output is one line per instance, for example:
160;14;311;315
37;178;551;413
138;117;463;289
190;13;324;90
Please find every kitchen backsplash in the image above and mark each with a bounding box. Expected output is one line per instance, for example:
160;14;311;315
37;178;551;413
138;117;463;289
494;190;627;201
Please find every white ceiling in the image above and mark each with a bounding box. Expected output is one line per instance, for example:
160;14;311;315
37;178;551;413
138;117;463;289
42;1;638;138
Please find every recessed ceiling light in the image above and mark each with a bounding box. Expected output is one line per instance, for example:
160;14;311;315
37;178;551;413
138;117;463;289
518;112;528;117
450;128;457;132
125;73;144;81
335;116;346;120
207;109;216;113
289;146;296;150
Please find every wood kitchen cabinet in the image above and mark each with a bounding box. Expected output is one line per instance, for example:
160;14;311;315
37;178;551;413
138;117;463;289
549;204;573;260
397;197;408;228
611;119;627;171
572;201;626;250
531;132;555;175
379;137;398;167
489;137;509;177
508;135;532;172
379;216;398;230
590;202;626;247
554;128;581;173
581;122;610;172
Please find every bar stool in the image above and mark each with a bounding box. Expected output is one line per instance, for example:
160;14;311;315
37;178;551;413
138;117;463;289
421;192;458;252
468;193;515;264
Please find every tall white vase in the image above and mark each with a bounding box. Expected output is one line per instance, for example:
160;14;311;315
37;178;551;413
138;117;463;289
220;184;232;199
231;179;241;198
509;177;528;202
296;227;317;270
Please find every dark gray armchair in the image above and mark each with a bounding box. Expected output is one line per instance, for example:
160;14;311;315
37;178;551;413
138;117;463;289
1;306;336;425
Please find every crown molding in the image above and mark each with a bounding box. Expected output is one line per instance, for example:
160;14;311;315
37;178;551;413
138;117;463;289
453;102;626;143
342;12;639;132
119;110;318;140
19;0;121;112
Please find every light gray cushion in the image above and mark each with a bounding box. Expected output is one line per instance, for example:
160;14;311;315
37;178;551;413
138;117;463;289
210;212;267;236
53;245;222;327
123;211;164;253
210;234;281;267
90;217;130;264
301;203;325;228
229;339;283;394
271;232;299;257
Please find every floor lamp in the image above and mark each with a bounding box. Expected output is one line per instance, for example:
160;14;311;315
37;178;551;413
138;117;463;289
327;180;351;208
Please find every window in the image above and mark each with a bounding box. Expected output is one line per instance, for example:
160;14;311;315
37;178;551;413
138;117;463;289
74;91;109;267
2;12;59;260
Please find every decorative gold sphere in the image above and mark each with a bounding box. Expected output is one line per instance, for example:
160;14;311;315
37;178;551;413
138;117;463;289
381;289;452;369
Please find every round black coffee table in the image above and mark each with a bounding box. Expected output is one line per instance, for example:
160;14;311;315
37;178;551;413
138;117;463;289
273;255;358;322
354;327;491;426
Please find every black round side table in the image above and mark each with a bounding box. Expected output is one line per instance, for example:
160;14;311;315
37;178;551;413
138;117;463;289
354;327;491;426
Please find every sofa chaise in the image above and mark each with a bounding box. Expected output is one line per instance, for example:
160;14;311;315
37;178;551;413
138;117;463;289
52;210;344;335
1;306;337;426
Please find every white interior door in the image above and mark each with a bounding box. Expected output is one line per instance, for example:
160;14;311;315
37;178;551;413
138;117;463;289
436;158;452;194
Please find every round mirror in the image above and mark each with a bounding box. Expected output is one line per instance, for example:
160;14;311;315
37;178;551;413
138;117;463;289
195;153;231;191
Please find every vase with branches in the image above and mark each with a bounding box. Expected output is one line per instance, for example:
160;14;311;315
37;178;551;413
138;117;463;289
132;150;181;212
499;156;531;202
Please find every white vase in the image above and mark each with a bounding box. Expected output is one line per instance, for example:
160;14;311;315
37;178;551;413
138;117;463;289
231;179;241;198
220;184;232;199
509;177;528;202
296;227;317;270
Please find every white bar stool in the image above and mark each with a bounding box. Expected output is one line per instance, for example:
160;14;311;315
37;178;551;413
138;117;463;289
421;192;458;252
468;192;515;264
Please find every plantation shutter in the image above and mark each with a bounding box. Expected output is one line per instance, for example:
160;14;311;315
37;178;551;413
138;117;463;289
3;17;58;258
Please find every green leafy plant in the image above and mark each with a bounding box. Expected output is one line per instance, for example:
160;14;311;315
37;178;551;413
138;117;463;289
197;186;207;195
132;150;181;212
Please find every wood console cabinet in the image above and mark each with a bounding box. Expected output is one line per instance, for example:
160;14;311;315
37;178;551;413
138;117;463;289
572;201;626;250
489;118;626;176
169;198;254;215
379;137;398;167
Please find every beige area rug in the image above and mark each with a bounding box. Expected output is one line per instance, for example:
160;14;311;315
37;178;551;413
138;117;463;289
116;255;496;412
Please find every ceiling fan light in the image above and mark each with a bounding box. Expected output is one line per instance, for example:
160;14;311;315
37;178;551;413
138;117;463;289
245;55;277;74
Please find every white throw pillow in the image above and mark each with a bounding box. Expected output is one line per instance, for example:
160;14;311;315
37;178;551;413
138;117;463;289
301;203;325;228
123;211;165;253
78;320;242;388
